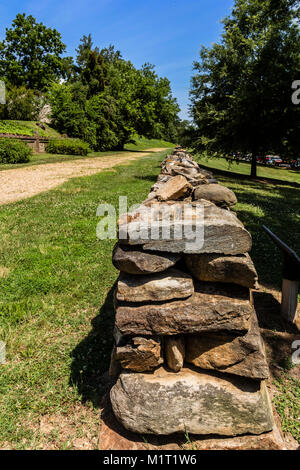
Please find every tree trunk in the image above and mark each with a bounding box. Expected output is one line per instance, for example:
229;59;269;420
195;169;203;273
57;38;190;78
250;154;257;178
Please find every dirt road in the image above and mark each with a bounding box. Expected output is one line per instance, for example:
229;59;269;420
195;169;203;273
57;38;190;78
0;148;167;206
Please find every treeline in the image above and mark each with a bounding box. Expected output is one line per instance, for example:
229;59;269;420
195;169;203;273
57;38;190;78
0;14;180;150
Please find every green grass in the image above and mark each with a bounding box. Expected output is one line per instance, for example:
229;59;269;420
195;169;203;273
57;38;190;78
273;374;300;442
0;150;170;449
0;136;174;171
125;135;174;151
195;155;300;185
0;120;61;138
0;150;299;448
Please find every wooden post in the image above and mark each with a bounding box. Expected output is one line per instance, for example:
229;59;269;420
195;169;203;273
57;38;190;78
281;279;299;323
262;225;300;325
34;131;40;153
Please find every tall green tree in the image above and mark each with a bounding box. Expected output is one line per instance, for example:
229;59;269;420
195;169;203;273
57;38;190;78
0;85;43;120
190;0;300;177
50;36;180;150
0;13;71;90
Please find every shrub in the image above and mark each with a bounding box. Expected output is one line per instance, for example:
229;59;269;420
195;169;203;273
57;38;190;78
45;138;90;156
0;139;32;163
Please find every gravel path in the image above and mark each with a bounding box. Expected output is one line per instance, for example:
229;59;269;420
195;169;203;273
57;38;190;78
0;148;166;206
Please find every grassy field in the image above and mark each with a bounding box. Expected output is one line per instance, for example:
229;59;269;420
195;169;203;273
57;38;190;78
195;155;300;185
0;120;61;138
0;150;299;448
0;136;174;171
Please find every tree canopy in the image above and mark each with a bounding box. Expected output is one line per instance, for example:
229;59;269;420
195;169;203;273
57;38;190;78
49;38;180;150
189;0;300;176
0;14;180;150
0;13;70;90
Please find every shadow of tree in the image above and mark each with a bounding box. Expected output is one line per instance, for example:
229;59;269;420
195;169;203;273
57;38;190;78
69;284;116;408
253;291;298;333
222;177;300;289
135;175;159;183
198;162;300;189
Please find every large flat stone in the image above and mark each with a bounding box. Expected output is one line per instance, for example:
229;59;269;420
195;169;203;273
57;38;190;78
116;268;194;302
100;396;290;450
115;282;252;336
115;337;163;372
185;253;258;288
118;201;252;255
110;367;274;436
112;243;181;275
100;408;286;450
185;311;270;380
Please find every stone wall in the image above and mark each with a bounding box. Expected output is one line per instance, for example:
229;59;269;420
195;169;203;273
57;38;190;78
108;147;277;444
0;134;48;153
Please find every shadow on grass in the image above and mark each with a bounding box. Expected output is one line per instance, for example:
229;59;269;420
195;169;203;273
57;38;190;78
69;284;116;408
253;291;298;333
224;178;300;290
135;175;158;183
198;162;300;188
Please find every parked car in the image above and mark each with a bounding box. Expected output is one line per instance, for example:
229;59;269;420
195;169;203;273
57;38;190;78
265;155;283;166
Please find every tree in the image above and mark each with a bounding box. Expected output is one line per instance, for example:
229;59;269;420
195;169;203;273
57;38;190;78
190;0;300;177
50;36;180;150
48;82;88;138
0;13;71;90
0;85;43;120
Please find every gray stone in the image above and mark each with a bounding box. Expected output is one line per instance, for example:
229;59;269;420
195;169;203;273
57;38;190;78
185;253;258;288
194;184;238;208
112;243;181;275
115;282;252;336
118;201;252;255
185;311;270;380
110;367;274;436
116;268;194;303
165;336;185;372
116;337;163;372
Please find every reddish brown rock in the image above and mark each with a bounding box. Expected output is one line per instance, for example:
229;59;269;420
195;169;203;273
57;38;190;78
116;268;194;303
115;282;252;337
156;175;193;201
115;337;163;372
185;311;269;380
185;253;258;288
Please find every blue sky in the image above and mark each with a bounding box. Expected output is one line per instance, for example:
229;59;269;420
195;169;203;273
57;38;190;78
0;0;234;119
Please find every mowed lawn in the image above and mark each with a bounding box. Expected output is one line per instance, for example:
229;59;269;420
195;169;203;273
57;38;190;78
0;137;174;171
0;150;299;449
196;155;300;185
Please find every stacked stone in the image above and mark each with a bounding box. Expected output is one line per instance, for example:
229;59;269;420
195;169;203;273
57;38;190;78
109;147;275;439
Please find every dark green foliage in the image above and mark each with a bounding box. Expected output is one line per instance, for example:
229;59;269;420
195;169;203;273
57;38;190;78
0;138;32;163
0;13;72;90
0;85;43;121
189;0;300;177
45;139;90;156
0;16;179;151
49;38;179;151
